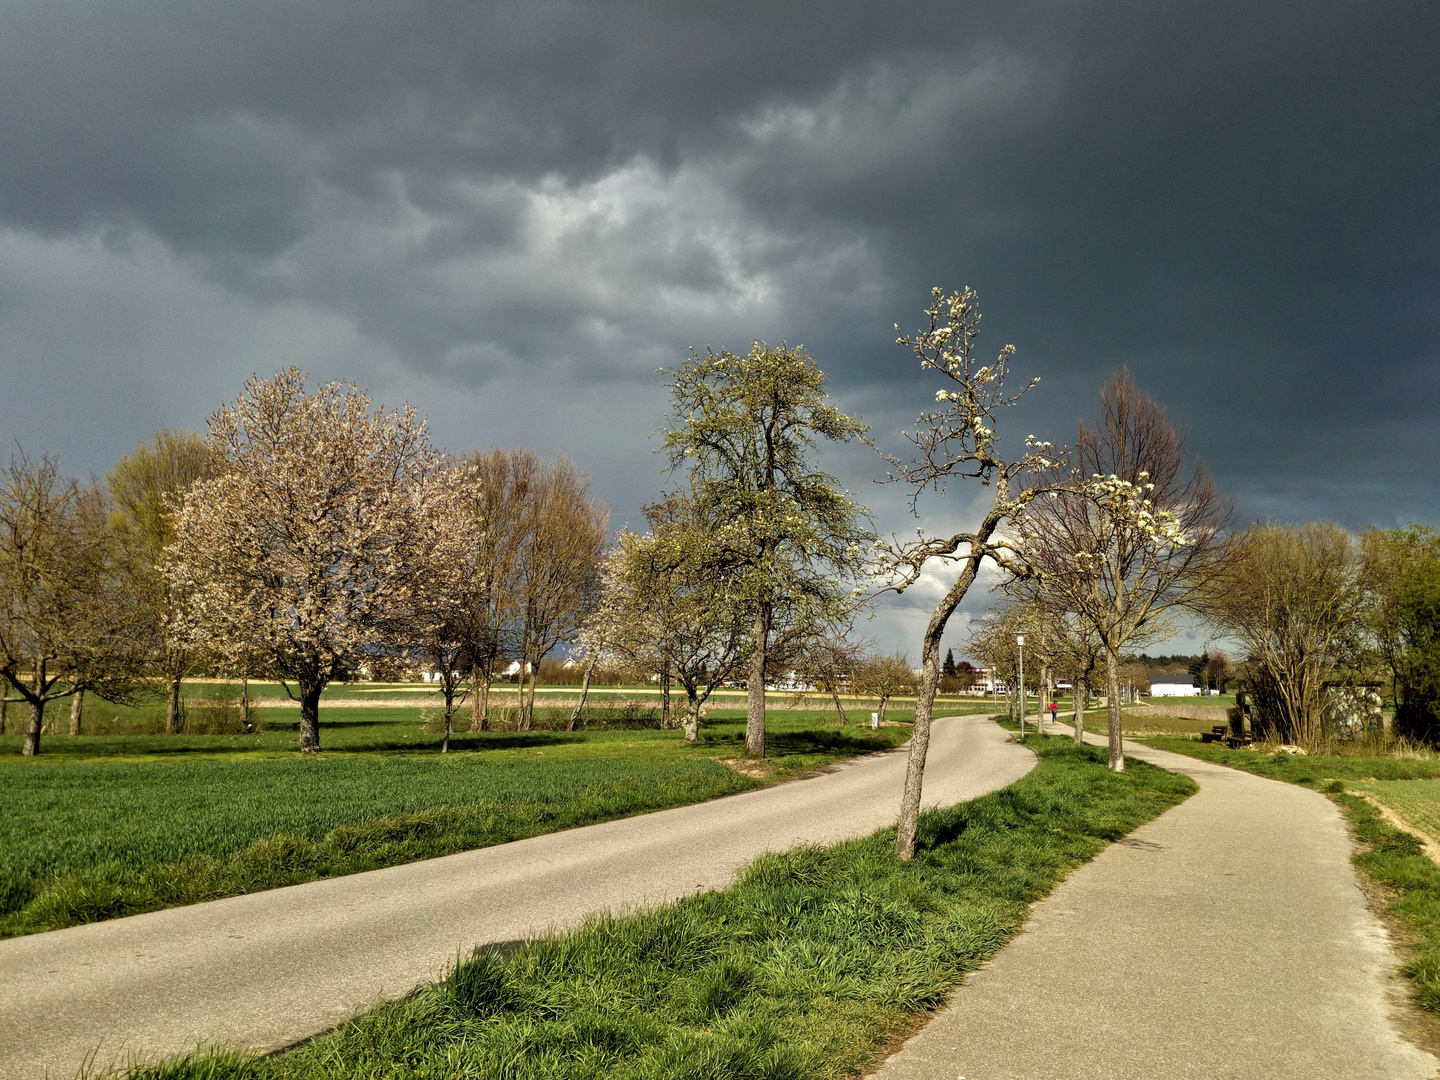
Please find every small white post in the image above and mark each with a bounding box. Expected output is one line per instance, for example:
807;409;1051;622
1017;635;1026;739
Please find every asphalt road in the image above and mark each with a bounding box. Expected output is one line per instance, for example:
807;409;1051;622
872;729;1439;1079
0;714;1034;1080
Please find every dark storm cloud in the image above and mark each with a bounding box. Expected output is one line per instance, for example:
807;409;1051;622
0;1;1436;651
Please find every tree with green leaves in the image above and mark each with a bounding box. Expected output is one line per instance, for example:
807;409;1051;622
107;430;212;733
663;343;871;758
942;648;957;678
584;492;749;741
1363;524;1440;743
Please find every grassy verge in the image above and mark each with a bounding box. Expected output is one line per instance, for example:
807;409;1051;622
0;712;908;939
1143;736;1440;1017
116;738;1195;1080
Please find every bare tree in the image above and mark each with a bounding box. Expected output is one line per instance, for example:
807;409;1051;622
797;624;869;726
107;430;212;734
164;369;442;752
454;448;529;731
507;455;607;732
1015;371;1231;771
0;451;149;755
1204;647;1233;693
1208;522;1364;747
853;653;915;723
877;287;1060;859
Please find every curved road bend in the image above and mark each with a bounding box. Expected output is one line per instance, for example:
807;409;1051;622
0;714;1034;1080
872;726;1439;1080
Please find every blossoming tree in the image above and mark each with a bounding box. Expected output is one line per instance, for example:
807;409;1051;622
163;369;443;752
878;287;1060;859
1014;371;1231;770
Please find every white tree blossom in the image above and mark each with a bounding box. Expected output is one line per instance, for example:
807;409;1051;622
163;368;443;752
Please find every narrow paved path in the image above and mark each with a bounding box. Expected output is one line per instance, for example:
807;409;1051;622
873;727;1438;1080
0;715;1033;1080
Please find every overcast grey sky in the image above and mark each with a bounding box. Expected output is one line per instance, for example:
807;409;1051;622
1;2;1435;657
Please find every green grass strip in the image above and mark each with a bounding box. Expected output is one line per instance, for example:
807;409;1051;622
117;739;1194;1080
1144;736;1440;1015
1335;793;1440;1010
1;762;756;939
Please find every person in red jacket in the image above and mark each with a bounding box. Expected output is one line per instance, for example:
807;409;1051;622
1049;699;1059;725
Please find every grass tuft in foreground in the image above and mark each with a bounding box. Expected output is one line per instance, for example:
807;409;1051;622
116;739;1194;1080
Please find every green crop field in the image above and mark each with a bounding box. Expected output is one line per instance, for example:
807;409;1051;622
1348;779;1440;845
0;703;918;938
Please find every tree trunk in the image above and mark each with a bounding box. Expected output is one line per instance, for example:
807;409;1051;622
472;667;491;732
745;601;771;758
895;634;942;861
23;697;44;756
69;688;84;736
166;675;182;735
661;665;673;730
441;681;455;753
298;681;323;752
828;683;848;726
1073;677;1087;746
522;665;539;731
515;665;532;732
0;695;7;735
239;673;250;729
878;695;889;724
1106;651;1124;772
567;660;595;732
684;685;701;742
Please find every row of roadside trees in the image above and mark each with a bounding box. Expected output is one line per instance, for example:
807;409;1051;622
6;287;1436;868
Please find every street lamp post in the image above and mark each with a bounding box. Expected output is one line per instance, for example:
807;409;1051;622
1017;634;1025;739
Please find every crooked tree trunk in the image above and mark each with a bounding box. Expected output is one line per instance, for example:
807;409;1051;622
878;695;889;724
1105;651;1124;772
567;660;595;732
895;544;990;861
0;695;7;735
298;681;323;752
745;601;771;758
239;674;250;729
1073;677;1087;746
165;675;182;735
69;688;84;736
828;682;848;726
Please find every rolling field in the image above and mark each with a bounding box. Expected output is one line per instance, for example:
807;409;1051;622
0;706;916;937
